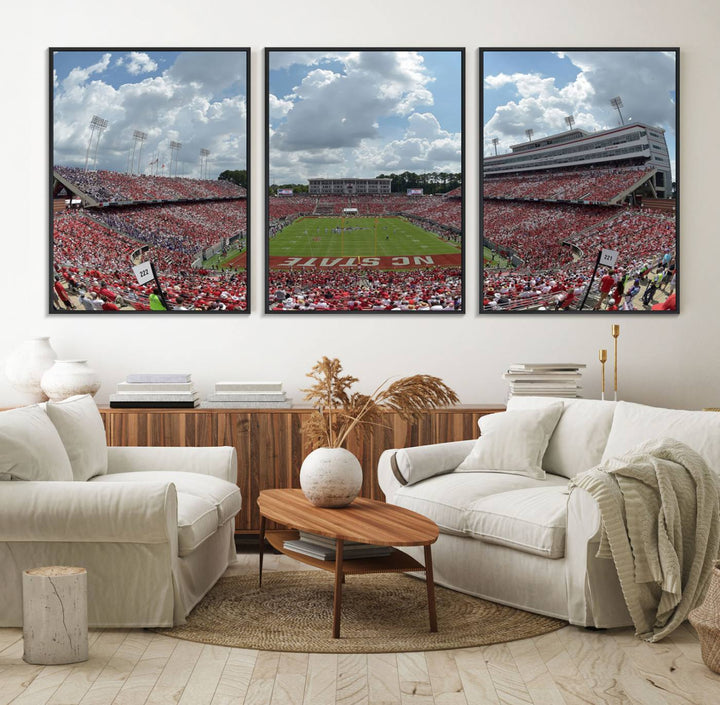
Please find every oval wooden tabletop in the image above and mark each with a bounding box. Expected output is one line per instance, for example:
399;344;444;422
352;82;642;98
258;489;438;546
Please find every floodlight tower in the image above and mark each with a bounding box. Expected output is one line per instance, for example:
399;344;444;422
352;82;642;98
565;115;575;131
491;137;499;156
129;130;147;175
200;148;210;179
610;96;625;125
169;141;182;177
525;128;534;142
84;115;108;172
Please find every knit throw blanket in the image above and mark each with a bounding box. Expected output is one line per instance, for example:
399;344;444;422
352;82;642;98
570;438;720;642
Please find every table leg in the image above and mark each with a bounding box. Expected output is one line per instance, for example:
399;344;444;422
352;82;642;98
332;539;344;639
258;515;266;588
424;544;438;633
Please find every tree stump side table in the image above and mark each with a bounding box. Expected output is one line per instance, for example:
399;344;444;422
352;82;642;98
22;566;89;665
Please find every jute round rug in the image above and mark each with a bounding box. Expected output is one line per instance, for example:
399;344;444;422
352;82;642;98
155;571;566;653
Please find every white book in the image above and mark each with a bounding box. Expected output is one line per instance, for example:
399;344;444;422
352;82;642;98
126;373;192;383
207;392;287;402
199;400;293;409
117;382;195;393
214;381;283;392
110;391;199;402
508;363;586;371
282;539;392;561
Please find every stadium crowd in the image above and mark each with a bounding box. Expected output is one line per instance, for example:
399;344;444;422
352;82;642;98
268;267;462;311
55;167;245;204
483;166;655;204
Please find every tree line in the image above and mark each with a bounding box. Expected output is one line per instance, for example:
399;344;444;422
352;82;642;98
376;171;462;194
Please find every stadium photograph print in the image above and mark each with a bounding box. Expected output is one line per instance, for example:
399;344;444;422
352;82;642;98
265;48;464;313
50;48;250;313
481;48;679;314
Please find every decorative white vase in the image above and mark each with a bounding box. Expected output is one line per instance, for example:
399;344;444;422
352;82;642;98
4;337;58;402
299;447;363;508
40;360;101;402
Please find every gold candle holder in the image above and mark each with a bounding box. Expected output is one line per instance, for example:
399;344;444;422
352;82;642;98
611;324;620;401
599;349;607;401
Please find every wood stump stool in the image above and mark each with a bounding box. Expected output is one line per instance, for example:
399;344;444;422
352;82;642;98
22;566;88;665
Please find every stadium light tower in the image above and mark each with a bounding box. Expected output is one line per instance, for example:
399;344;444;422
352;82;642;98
129;130;147;175
525;128;534;142
84;115;108;172
200;148;210;179
491;137;499;156
610;96;625;125
565;115;575;131
169;141;182;178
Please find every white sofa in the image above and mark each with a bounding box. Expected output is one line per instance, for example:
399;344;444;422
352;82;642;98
378;397;720;628
0;395;241;628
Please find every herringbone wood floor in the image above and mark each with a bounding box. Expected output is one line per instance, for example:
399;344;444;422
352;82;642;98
1;553;718;704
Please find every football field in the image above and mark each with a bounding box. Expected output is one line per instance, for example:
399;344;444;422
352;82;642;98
269;216;459;258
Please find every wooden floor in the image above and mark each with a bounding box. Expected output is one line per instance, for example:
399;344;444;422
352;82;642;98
1;553;718;705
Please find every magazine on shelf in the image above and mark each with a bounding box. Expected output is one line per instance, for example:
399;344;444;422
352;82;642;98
283;538;393;561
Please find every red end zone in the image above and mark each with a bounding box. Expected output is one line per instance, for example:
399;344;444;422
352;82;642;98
269;254;461;269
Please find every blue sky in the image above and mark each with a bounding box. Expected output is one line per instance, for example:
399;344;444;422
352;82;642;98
267;50;462;184
53;50;247;178
483;50;677;175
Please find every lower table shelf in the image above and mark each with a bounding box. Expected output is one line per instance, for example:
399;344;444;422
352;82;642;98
264;529;425;575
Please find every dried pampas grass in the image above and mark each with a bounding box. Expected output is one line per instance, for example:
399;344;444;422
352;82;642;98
302;356;459;449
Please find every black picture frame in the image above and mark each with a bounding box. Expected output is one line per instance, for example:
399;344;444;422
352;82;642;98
265;47;465;314
50;47;250;314
480;48;679;314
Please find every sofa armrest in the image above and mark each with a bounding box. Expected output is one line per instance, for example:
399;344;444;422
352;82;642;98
567;486;602;543
0;480;177;544
378;440;475;500
106;446;237;483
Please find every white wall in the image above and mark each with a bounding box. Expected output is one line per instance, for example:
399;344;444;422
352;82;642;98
1;0;718;410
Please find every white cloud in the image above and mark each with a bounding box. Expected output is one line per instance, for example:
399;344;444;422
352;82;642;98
118;52;158;75
53;52;247;179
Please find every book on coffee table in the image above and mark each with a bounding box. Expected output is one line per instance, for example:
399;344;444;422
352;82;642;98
282;538;393;561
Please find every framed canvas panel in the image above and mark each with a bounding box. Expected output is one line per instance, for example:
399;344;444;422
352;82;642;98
50;48;250;313
481;48;679;314
265;48;465;313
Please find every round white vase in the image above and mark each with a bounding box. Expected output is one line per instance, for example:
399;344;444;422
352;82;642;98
4;336;58;403
40;360;101;402
299;447;363;508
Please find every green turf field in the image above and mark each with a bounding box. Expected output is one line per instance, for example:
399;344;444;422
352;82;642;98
202;244;245;270
483;246;510;269
269;216;459;258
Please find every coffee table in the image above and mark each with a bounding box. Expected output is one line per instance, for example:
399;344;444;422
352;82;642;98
257;488;439;639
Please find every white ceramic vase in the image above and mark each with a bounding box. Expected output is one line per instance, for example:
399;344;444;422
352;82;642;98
40;360;101;402
4;336;58;402
299;447;363;508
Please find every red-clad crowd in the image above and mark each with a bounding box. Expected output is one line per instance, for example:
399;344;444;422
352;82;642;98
267;268;462;311
483;166;655;204
55;166;245;204
53;211;247;311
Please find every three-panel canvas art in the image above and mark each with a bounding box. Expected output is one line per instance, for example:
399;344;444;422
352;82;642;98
50;48;678;314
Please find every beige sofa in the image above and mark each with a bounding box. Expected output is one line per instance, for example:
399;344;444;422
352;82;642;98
378;397;720;628
0;395;241;628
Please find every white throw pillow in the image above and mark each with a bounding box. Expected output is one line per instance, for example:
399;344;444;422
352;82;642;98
392;440;476;485
45;394;108;481
0;405;73;481
456;404;564;479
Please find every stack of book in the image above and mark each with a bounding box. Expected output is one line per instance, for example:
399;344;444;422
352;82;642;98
502;363;585;399
109;373;199;408
283;531;393;561
200;381;292;408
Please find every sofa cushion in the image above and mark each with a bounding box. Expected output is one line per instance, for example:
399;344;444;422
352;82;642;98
392;440;476;486
465;486;570;558
176;492;220;556
508;396;616;478
456;404;563;479
601;402;720;476
91;471;241;525
0;405;73;481
393;471;568;536
45;394;108;481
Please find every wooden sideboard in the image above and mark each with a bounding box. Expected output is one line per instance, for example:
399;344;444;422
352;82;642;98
99;405;504;533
